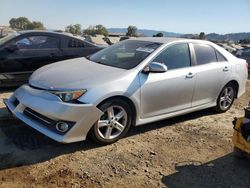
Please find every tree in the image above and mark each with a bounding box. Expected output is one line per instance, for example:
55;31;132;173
9;17;45;30
199;32;206;40
153;32;164;37
65;24;82;35
239;35;250;44
126;25;137;37
83;25;96;36
83;24;108;36
9;17;31;30
27;21;45;30
95;24;108;36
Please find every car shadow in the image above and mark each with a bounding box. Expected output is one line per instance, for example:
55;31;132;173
161;153;250;188
0;107;216;171
0;86;18;94
128;108;215;136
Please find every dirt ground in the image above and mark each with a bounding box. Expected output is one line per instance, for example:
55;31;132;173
0;82;249;188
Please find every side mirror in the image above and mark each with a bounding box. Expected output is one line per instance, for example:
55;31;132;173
5;44;19;52
143;62;168;73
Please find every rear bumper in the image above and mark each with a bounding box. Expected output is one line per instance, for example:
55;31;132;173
4;85;103;143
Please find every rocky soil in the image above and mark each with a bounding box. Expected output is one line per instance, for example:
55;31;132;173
0;82;249;188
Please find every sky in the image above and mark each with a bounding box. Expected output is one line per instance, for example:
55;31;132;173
0;0;250;34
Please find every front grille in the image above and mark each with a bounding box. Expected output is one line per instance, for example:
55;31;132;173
23;107;56;127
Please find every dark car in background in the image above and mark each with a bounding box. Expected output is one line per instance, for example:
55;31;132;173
0;31;104;87
235;47;250;72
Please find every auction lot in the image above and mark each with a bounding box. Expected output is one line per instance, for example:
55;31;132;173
0;82;249;188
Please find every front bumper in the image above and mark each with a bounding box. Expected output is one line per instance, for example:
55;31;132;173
4;85;103;143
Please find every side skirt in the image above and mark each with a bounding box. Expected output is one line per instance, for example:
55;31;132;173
135;102;216;126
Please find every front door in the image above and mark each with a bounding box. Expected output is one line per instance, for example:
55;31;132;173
139;43;196;118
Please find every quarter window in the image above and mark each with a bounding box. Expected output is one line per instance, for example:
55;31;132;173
193;44;217;65
152;43;191;70
216;50;227;62
68;39;85;48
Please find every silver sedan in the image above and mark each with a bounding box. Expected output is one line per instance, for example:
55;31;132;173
4;38;248;144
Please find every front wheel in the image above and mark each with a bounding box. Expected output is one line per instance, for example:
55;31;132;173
214;83;236;113
90;99;132;145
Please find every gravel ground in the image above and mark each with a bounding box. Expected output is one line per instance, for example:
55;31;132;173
0;81;249;188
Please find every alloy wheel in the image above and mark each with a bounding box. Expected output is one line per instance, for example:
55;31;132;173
219;86;234;111
97;105;128;140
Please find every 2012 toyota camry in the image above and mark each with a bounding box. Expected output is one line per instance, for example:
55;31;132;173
4;38;248;144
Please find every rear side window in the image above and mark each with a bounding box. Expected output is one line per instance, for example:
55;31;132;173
193;44;217;65
152;43;191;70
216;50;227;62
68;39;85;48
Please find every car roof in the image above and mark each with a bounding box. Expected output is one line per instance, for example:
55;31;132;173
129;37;213;45
130;37;239;62
17;30;85;40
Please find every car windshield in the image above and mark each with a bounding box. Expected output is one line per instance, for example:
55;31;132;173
0;32;20;46
89;40;162;69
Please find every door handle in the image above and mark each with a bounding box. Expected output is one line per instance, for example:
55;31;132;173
223;66;229;72
186;72;194;79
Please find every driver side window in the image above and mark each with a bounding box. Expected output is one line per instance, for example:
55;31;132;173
14;36;59;49
152;43;191;70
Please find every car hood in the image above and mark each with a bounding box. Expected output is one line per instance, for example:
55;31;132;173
29;57;127;90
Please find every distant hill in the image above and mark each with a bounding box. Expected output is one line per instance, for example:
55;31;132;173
206;33;250;42
108;28;250;42
182;33;250;42
107;28;182;37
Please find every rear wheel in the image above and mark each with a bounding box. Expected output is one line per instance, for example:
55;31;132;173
90;99;132;145
214;83;236;113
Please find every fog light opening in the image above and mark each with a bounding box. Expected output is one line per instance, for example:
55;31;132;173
56;122;69;132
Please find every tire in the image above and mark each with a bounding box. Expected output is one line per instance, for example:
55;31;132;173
214;83;236;113
233;147;247;159
90;99;132;145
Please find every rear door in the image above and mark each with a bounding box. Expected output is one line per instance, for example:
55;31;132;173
190;43;231;107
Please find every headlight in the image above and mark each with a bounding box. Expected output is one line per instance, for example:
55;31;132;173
50;89;87;102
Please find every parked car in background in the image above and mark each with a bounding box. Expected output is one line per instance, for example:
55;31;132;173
235;47;250;72
0;30;104;87
84;35;109;46
4;38;248;145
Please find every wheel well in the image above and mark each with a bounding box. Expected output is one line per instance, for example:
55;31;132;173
97;96;137;126
227;80;239;98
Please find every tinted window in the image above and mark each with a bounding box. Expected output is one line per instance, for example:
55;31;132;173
15;36;59;49
152;43;191;70
89;40;161;69
216;50;227;62
68;39;85;48
0;32;20;46
242;50;250;57
193;44;217;65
